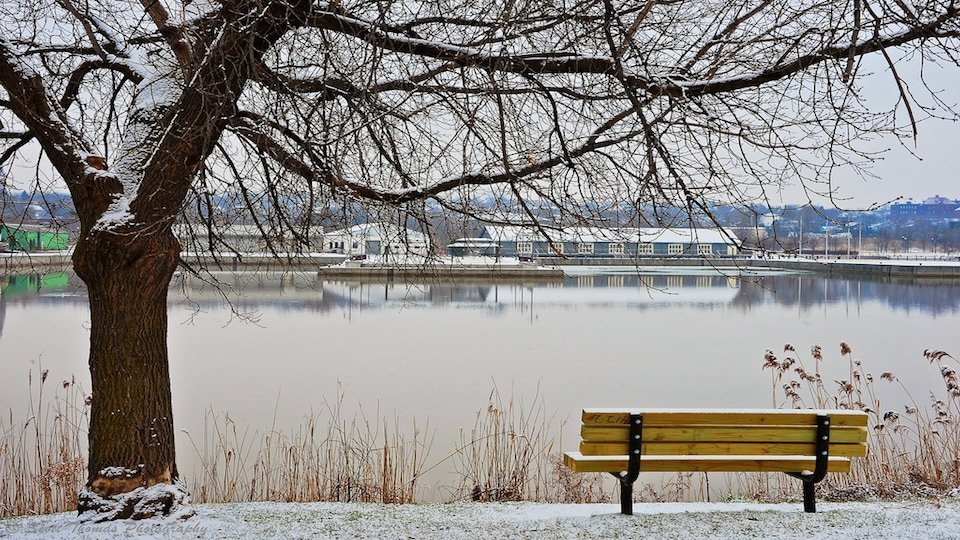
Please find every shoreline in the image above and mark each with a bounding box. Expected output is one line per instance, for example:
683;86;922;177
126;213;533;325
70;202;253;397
4;251;960;280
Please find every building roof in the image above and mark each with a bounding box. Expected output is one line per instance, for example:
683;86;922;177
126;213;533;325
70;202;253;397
173;223;326;239
481;225;739;245
446;238;500;248
324;222;428;243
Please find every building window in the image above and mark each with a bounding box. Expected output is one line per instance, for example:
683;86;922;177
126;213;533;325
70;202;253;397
550;242;564;255
517;242;533;254
577;243;594;255
608;243;624;255
637;243;654;255
668;243;684;255
698;243;713;256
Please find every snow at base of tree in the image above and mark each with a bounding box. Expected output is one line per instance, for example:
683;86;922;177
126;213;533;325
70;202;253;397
3;500;959;539
77;480;193;523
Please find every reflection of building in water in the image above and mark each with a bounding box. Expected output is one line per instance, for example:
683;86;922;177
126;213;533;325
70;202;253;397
526;274;741;306
0;273;83;335
1;272;71;296
162;273;960;316
732;274;960;317
3;270;960;317
316;275;742;309
319;281;494;308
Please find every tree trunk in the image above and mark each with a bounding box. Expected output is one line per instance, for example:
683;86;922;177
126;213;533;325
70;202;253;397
72;225;190;521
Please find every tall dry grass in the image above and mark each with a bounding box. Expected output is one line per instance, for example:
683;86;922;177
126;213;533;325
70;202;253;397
755;343;960;500
448;386;555;502
0;368;87;517
183;386;431;504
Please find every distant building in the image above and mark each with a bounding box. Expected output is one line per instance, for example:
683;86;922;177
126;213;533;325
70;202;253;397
174;223;326;252
472;225;739;258
890;196;960;223
445;237;502;257
0;224;70;252
323;222;430;257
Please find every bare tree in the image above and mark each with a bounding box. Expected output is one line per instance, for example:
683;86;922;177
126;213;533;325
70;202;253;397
1;0;958;521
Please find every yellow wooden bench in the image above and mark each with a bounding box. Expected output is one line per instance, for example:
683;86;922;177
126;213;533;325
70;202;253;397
563;408;868;514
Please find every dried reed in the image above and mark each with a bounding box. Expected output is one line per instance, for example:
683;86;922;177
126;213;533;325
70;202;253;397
0;368;88;518
448;386;551;502
183;385;432;504
753;343;960;501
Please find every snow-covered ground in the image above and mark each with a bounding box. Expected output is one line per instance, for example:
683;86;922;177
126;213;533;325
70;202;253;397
2;501;959;539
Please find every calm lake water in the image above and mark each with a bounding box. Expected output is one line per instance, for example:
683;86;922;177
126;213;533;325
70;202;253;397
2;267;959;497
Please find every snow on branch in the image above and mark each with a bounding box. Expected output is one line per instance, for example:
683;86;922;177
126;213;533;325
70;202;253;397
137;0;193;72
304;4;960;98
0;39;105;186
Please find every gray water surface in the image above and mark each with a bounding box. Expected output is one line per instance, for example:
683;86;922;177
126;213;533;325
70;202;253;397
2;268;958;497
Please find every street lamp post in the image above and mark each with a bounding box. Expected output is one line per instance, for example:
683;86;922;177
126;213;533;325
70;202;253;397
798;217;803;256
858;222;863;258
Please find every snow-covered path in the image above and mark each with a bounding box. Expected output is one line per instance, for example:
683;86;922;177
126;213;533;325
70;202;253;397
2;501;960;539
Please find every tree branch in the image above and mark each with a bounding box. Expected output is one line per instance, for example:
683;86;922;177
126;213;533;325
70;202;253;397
61;59;141;109
138;0;193;74
227;106;641;205
304;4;960;98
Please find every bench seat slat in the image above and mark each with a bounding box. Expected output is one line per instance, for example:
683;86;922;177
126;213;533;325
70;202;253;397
582;409;868;427
563;452;852;474
579;441;867;458
581;425;868;444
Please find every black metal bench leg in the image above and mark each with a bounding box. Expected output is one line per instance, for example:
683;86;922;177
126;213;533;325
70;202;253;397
788;414;831;514
610;413;643;516
803;481;816;513
620;478;634;515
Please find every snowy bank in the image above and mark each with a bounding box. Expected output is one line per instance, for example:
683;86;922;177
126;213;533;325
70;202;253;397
2;501;959;539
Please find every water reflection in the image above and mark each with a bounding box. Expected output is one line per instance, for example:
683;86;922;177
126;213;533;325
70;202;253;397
0;272;74;335
3;271;960;318
3;268;959;501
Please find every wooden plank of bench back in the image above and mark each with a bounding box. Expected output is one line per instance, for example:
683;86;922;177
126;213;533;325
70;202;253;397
580;441;868;458
563;452;853;474
582;409;869;427
581;425;868;444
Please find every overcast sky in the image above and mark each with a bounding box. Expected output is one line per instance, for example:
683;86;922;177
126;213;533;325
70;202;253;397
789;115;959;209
784;53;959;209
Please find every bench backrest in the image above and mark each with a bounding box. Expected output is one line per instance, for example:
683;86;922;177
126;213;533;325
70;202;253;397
579;408;868;459
566;408;868;513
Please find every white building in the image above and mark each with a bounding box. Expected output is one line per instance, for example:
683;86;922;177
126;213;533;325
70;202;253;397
474;225;740;257
174;223;326;252
323;222;430;258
